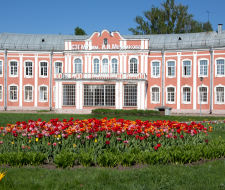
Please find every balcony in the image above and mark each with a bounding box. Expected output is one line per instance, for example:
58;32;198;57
55;73;147;81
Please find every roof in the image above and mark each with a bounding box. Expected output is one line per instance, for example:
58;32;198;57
1;30;225;51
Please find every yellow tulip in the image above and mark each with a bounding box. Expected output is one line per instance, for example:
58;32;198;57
11;142;14;145
73;144;76;147
58;135;61;138
0;171;6;181
95;139;97;143
36;138;38;142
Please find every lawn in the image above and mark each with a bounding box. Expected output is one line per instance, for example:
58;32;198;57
0;113;225;189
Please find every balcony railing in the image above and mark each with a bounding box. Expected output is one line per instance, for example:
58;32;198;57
55;73;147;80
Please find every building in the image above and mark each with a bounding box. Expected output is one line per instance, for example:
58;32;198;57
0;24;225;114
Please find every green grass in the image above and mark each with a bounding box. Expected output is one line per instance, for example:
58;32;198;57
1;159;225;189
0;113;225;127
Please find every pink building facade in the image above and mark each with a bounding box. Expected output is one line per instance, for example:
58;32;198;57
0;26;225;114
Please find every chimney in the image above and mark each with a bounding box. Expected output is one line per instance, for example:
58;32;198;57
218;24;223;34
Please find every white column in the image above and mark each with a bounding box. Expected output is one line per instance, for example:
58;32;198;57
19;55;22;107
68;55;71;73
193;52;197;109
85;55;87;73
120;55;123;73
141;40;144;49
141;82;145;109
35;55;38;107
55;81;59;109
119;82;123;109
145;54;148;75
116;82;119;109
141;55;144;73
88;55;91;73
177;53;181;109
137;82;140;109
65;55;68;73
76;82;80;109
124;55;127;73
59;82;62;109
80;82;83;109
89;41;92;50
145;83;147;109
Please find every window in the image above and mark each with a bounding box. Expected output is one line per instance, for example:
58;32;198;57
199;60;208;76
9;86;17;100
167;87;175;103
167;61;175;77
10;62;18;76
93;59;99;73
39;86;47;101
124;85;137;107
53;86;56;102
40;62;47;77
84;85;115;106
216;87;224;103
25;62;33;77
102;59;108;73
74;59;82;73
130;58;138;73
199;87;207;103
152;62;160;77
182;87;191;103
25;86;33;101
216;60;225;76
151;87;159;103
183;61;191;76
0;61;2;76
0;86;2;100
55;62;62;75
112;59;118;73
63;85;76;106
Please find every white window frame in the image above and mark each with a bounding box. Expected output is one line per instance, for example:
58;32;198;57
53;86;56;102
92;56;100;73
73;57;82;74
0;84;3;101
166;60;176;78
111;56;118;74
182;59;192;78
151;60;160;78
39;85;48;102
181;85;192;104
214;84;225;104
102;58;109;73
24;60;33;78
198;84;208;104
0;60;3;77
198;59;209;77
8;84;18;102
39;61;48;78
150;85;160;104
24;84;33;102
128;56;139;74
215;58;225;77
166;85;176;104
54;61;63;77
9;60;19;77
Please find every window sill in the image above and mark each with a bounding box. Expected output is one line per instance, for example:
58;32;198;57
151;102;160;104
24;76;33;78
166;102;175;104
39;76;48;78
182;76;191;78
215;103;225;105
166;76;176;78
182;102;191;104
24;100;33;102
9;100;18;102
198;102;208;104
62;105;76;107
39;100;48;102
215;75;225;77
198;75;208;78
151;76;160;78
9;76;18;78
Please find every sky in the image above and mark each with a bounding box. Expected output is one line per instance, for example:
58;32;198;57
1;0;224;35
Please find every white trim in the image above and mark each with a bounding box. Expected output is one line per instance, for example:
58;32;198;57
151;60;161;78
38;85;48;102
166;85;176;104
24;60;34;78
8;60;19;77
35;55;38;107
181;85;192;104
19;55;22;107
8;84;19;102
150;85;160;104
181;59;192;78
198;58;209;77
24;84;34;102
214;84;225;104
215;58;225;77
39;60;49;78
193;52;197;109
197;84;208;104
53;86;56;103
166;59;176;78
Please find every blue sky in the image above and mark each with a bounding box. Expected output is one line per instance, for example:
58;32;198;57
1;0;224;35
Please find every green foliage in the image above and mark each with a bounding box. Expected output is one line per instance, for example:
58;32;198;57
74;26;87;35
97;151;119;167
129;0;213;34
92;108;159;116
54;151;76;168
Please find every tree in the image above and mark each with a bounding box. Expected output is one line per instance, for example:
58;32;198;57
128;0;213;35
74;27;87;35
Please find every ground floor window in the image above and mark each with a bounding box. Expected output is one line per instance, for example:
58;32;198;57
199;87;207;103
151;87;159;103
182;87;191;103
25;86;32;101
39;86;47;101
216;87;224;103
10;86;17;100
0;86;2;100
124;85;137;107
63;85;76;106
167;87;175;103
84;85;115;106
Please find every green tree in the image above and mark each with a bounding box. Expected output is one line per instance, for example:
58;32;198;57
74;27;87;35
129;0;213;35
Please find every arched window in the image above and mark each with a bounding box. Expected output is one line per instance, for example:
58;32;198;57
102;59;108;73
74;58;82;73
130;58;137;73
151;87;160;103
167;87;175;103
94;59;99;73
112;59;118;73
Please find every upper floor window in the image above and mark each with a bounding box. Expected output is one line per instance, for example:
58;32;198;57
102;59;108;73
40;62;47;77
10;62;18;76
112;59;118;73
93;59;99;73
183;61;191;76
55;62;62;75
130;58;137;73
74;59;82;73
0;61;2;76
24;86;33;102
25;62;33;77
151;87;160;103
39;86;47;101
199;86;207;103
216;59;225;76
9;85;17;101
152;62;160;77
167;87;175;103
216;87;224;103
199;60;208;76
182;87;191;103
167;61;175;77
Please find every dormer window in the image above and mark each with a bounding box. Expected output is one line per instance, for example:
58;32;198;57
104;38;108;45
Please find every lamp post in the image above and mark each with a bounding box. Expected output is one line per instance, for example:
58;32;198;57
200;77;204;117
